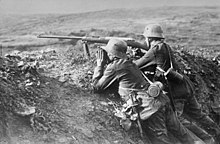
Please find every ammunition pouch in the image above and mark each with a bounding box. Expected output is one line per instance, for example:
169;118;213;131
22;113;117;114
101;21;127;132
165;68;184;83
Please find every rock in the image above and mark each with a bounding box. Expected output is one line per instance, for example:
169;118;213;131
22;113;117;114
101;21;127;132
75;126;94;138
15;104;36;116
58;137;68;143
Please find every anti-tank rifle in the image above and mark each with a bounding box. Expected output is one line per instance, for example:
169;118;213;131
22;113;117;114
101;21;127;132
37;34;148;59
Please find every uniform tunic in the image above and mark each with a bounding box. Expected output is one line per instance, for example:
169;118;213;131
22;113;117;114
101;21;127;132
92;57;198;144
134;40;219;143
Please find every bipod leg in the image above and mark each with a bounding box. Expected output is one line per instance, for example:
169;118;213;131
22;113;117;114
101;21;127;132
82;41;90;59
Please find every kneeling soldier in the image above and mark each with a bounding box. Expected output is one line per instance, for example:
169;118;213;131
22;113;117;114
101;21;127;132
92;38;204;144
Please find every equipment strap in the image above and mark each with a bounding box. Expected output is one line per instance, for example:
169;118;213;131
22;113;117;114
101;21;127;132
156;44;174;76
141;71;153;84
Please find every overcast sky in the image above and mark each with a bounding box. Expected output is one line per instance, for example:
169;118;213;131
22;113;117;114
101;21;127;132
1;0;220;14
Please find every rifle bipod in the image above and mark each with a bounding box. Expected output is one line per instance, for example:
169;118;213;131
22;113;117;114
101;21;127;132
82;41;90;59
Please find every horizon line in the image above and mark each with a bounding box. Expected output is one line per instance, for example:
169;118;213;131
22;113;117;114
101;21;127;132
1;5;220;15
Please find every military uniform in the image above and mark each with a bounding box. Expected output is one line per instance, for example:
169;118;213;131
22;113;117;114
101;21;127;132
134;40;219;143
92;38;200;144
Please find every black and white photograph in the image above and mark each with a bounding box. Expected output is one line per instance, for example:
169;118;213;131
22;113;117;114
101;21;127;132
0;0;220;143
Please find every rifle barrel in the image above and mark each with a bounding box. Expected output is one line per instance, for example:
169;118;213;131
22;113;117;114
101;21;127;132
37;35;83;40
37;35;149;50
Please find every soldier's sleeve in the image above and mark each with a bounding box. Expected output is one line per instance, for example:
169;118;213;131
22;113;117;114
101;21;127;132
182;76;205;121
184;95;205;120
92;64;117;93
169;46;179;70
133;47;156;69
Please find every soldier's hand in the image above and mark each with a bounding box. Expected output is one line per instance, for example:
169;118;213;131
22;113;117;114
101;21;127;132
132;48;145;58
96;48;108;67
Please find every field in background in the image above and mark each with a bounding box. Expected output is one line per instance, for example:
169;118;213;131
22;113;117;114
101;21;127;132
0;6;220;57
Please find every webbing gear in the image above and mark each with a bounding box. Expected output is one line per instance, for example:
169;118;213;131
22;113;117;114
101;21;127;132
158;44;183;82
141;72;163;98
156;44;177;112
129;91;144;138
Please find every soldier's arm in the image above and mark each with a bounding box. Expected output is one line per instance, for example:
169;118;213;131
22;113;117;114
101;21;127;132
133;47;156;69
92;64;117;93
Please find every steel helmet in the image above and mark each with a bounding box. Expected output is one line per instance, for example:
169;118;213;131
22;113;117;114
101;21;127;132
102;38;128;59
143;24;164;39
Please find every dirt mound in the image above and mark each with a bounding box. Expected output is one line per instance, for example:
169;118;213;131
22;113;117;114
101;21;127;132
0;49;148;144
1;29;220;144
173;48;220;123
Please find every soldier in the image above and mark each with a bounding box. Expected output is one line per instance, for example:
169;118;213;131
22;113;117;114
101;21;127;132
92;38;203;144
134;24;220;143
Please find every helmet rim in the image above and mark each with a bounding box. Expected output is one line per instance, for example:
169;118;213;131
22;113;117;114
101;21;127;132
143;24;165;39
101;38;128;59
